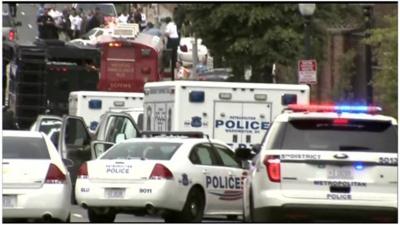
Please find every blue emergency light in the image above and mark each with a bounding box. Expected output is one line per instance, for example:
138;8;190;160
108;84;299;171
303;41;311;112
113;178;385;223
282;94;297;105
353;162;364;171
189;91;205;103
89;99;102;109
288;104;382;114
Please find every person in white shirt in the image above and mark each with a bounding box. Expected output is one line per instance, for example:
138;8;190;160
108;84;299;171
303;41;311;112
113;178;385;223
69;9;82;39
118;11;129;24
164;17;179;80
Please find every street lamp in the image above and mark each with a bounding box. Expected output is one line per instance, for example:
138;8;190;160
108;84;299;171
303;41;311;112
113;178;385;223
298;3;316;59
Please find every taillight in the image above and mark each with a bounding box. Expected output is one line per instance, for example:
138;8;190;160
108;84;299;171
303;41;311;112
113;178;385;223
109;42;122;47
78;163;88;179
180;45;188;52
149;163;173;180
45;164;66;184
263;155;280;182
8;30;15;41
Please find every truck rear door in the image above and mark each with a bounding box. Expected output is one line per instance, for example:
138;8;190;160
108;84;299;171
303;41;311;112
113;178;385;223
214;102;272;149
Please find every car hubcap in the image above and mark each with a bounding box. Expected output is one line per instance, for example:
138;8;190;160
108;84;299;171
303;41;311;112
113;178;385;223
190;201;198;217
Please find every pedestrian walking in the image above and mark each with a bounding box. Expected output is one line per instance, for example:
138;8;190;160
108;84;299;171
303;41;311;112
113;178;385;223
139;7;147;31
69;9;82;39
164;17;180;79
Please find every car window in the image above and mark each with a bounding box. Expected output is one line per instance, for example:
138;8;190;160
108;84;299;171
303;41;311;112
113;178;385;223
273;120;398;153
189;144;218;166
38;119;62;135
213;144;241;168
104;116;139;143
3;136;50;159
101;142;181;160
65;118;90;146
3;15;12;27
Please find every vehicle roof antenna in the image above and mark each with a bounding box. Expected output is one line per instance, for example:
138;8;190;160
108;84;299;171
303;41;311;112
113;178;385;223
205;134;218;151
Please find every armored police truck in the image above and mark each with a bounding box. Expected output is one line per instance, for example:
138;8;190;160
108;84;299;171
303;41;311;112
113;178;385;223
68;91;144;131
143;81;310;149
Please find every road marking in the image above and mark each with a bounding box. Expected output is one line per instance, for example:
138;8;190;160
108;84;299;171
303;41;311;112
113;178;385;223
72;213;83;218
21;11;25;16
28;24;32;29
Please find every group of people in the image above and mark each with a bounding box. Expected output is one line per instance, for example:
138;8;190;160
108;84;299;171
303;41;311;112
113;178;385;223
36;4;106;40
36;4;185;80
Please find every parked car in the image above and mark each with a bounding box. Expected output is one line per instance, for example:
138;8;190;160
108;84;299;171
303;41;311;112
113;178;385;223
68;27;113;47
236;104;398;223
75;132;246;222
3;130;73;222
196;68;234;81
177;37;209;66
30;112;141;203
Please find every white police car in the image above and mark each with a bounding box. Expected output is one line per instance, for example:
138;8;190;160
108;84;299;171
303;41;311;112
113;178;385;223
75;132;246;222
236;105;398;223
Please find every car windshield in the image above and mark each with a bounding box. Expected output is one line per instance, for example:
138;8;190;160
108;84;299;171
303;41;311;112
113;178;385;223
75;4;116;17
3;136;50;159
271;119;397;153
3;15;11;27
101;142;182;160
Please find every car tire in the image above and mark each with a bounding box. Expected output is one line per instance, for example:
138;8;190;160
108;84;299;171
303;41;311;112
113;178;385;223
168;187;205;222
227;215;238;220
87;208;116;223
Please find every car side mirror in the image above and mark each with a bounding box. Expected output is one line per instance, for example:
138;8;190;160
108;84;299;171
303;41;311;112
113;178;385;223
91;141;114;159
235;147;254;161
251;144;262;154
62;158;74;168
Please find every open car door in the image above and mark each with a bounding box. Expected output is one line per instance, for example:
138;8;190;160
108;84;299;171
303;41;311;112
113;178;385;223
95;111;141;144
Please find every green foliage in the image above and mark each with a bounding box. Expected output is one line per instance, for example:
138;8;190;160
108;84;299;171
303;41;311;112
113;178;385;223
178;3;361;83
334;49;357;101
364;15;397;118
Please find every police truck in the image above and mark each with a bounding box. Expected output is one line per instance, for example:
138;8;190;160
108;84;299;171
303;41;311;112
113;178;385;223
68;91;144;131
143;81;310;149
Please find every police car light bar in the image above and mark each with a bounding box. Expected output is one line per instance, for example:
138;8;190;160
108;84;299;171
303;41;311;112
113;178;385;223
141;131;205;138
287;104;382;114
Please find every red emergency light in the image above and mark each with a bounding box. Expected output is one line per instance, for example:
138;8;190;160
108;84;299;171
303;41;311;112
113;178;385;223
287;104;382;114
108;42;122;47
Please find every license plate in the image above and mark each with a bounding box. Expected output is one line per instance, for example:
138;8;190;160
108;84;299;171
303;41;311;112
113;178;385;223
3;195;17;208
105;188;125;199
327;167;353;179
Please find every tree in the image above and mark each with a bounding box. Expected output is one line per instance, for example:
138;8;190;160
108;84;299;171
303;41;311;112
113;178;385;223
364;15;397;118
178;3;361;83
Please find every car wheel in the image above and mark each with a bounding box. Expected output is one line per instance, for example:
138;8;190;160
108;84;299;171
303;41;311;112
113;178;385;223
87;208;116;223
175;187;205;222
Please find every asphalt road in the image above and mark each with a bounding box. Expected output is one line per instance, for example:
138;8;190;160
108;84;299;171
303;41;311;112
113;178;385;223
71;204;241;223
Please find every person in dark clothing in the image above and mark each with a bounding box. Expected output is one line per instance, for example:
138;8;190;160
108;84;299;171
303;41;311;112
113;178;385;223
86;7;102;31
9;3;17;17
3;107;18;130
37;7;58;39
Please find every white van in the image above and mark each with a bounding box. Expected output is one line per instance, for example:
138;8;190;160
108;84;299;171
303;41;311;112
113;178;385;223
68;91;144;131
143;81;310;149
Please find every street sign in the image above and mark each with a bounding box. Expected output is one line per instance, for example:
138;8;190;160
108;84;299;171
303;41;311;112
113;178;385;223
298;59;317;84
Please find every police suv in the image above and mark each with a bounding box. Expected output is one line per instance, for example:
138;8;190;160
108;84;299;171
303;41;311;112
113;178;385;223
236;104;398;222
75;132;246;222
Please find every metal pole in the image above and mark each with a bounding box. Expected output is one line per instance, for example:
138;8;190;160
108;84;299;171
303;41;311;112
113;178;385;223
304;17;311;59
